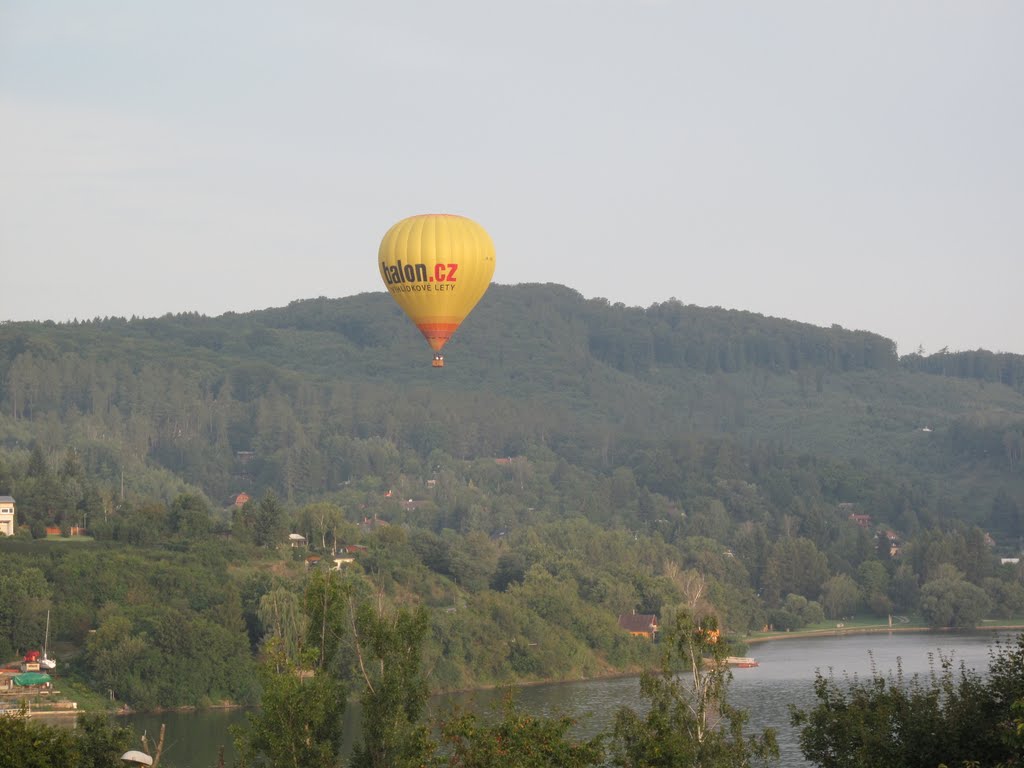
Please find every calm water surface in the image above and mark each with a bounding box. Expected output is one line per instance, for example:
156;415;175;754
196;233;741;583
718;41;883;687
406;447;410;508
120;630;1011;768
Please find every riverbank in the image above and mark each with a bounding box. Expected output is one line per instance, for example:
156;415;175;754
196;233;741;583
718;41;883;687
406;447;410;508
110;631;1011;768
440;621;1024;696
745;620;1024;645
0;693;81;718
31;622;1024;718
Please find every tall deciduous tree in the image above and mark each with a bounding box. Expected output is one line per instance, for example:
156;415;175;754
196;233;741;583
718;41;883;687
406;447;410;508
0;711;132;768
349;598;435;768
232;644;347;768
303;569;356;673
762;537;829;606
819;574;862;620
612;610;779;768
435;693;605;768
918;564;992;628
0;567;50;659
257;588;307;661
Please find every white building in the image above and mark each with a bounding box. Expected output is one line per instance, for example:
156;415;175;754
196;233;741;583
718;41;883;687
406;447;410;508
0;496;15;536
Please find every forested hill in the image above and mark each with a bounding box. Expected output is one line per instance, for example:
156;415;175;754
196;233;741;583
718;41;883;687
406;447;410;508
3;282;1024;707
1;282;1023;522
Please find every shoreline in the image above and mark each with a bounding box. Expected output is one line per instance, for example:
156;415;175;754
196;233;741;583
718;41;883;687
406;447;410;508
438;624;1024;698
438;623;1024;697
745;622;1024;645
45;624;1024;717
431;666;647;698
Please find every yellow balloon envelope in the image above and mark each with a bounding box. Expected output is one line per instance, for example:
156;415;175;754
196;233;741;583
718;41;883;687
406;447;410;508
378;214;496;360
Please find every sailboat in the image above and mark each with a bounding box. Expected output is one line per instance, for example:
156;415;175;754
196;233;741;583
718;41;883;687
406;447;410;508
39;610;56;672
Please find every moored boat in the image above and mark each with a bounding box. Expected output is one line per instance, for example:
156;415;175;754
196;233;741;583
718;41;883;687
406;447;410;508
38;610;56;673
726;656;759;668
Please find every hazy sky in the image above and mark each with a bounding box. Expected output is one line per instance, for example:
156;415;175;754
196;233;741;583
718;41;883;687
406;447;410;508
2;2;1021;356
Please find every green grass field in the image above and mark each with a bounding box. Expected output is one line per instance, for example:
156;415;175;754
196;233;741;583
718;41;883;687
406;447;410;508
42;534;96;542
747;615;1024;644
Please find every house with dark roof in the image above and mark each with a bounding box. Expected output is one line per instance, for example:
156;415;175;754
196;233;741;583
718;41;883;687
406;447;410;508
360;515;390;533
618;612;659;640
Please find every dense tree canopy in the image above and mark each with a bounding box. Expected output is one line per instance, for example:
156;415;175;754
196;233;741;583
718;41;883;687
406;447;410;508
0;284;1022;719
792;635;1024;767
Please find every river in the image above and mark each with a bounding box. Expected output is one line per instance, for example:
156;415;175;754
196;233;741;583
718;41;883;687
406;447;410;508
117;630;1013;767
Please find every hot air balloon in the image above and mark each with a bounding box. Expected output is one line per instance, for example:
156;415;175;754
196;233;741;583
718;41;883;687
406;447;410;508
378;214;496;367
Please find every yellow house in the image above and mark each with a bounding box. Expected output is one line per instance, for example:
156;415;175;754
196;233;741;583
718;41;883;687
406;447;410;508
0;496;15;537
618;612;659;640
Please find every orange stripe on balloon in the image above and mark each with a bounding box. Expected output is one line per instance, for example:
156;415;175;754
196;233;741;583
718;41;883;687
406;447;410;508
417;322;460;351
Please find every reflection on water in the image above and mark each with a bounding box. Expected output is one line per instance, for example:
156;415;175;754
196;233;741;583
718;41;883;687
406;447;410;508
120;631;1012;768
